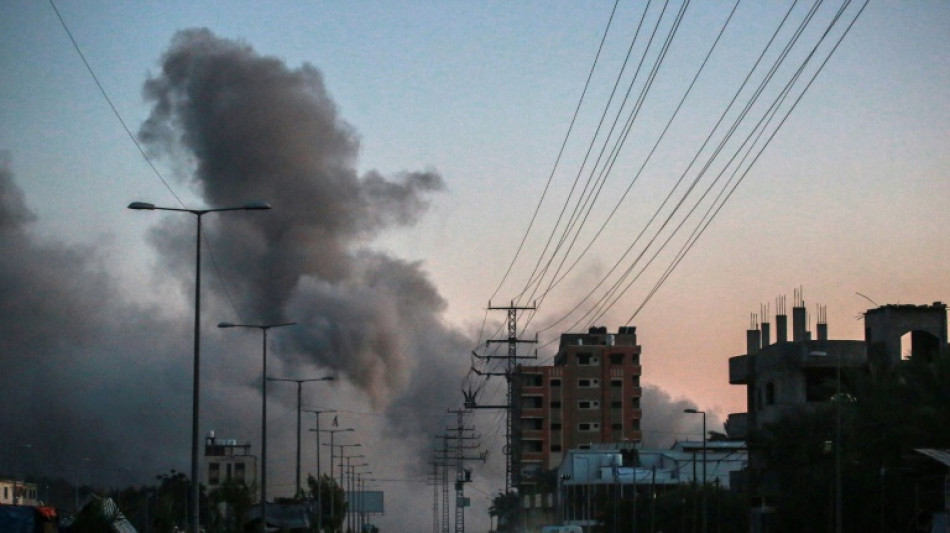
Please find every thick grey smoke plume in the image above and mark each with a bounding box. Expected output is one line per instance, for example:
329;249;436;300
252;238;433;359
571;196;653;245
0;155;190;479
138;28;460;406
640;384;723;448
133;31;478;528
0;29;473;527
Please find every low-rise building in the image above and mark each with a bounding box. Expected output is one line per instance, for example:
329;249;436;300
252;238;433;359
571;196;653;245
0;479;39;506
555;441;747;532
204;432;257;498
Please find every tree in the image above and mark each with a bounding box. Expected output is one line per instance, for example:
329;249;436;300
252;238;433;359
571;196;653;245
153;470;190;533
754;350;950;532
206;480;255;533
489;491;519;533
306;473;345;533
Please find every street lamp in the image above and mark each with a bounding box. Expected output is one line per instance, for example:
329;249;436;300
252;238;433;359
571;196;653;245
347;461;368;533
810;351;843;533
356;472;374;532
335;444;362;531
129;200;270;533
335;445;363;491
305;409;336;532
268;377;335;497
318;428;354;527
685;408;707;533
218;321;296;532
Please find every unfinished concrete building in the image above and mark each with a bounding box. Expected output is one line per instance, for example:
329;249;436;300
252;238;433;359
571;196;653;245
728;293;948;438
727;289;948;530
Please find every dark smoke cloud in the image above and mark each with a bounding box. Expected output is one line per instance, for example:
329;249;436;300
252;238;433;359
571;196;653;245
1;30;471;526
640;384;723;448
134;30;478;528
138;28;457;406
0;156;191;482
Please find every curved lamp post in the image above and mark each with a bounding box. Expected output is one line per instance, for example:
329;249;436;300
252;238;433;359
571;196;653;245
218;321;296;532
267;376;335;497
129;200;270;533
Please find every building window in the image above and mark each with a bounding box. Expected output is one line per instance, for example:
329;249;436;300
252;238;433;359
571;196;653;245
631;397;640;408
611;379;622;388
611;401;622;409
209;462;220;485
522;396;543;409
551;444;562;452
578;400;600;409
551;400;562;409
612;423;622;431
631;419;640;430
766;382;776;405
523;440;543;453
578;422;601;431
610;353;624;365
577;353;592;365
578;378;600;388
551;378;561;387
234;462;245;482
551;422;562;430
522;418;544;431
524;374;543;387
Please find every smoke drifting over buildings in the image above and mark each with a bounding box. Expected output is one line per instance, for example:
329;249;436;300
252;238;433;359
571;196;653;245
0;28;714;530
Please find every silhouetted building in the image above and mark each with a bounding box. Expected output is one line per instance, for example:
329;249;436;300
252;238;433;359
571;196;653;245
727;293;948;531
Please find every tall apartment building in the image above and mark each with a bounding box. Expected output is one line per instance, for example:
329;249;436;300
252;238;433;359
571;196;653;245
515;326;643;484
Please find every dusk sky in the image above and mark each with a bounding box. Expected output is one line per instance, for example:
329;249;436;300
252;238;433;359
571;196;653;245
1;1;948;531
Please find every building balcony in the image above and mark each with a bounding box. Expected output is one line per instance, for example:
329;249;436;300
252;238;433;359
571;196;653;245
521;429;545;439
729;355;750;384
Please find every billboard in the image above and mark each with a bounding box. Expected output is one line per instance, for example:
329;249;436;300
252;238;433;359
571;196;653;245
344;491;384;513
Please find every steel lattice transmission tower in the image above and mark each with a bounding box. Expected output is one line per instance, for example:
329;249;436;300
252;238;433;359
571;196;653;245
467;301;536;519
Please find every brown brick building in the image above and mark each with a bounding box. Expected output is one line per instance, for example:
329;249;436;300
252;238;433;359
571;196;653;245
515;326;643;483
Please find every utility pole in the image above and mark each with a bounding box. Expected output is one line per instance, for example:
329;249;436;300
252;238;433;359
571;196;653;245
431;435;452;533
430;458;441;533
467;301;536;531
442;409;487;533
